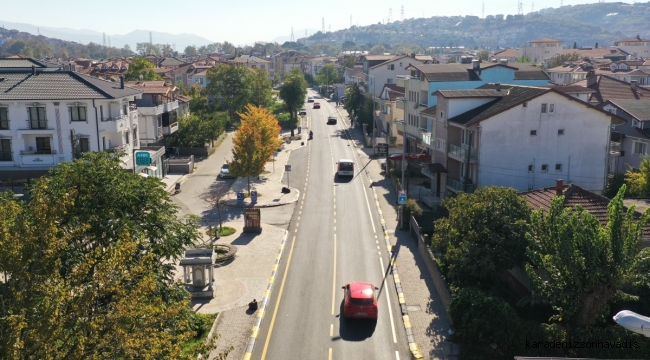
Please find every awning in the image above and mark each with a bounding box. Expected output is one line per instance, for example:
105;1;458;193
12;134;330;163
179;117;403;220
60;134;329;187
146;166;158;171
421;163;448;173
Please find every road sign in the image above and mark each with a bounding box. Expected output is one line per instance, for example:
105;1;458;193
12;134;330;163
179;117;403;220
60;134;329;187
273;151;279;157
398;196;407;205
251;191;257;202
399;190;406;196
135;152;151;166
237;193;244;202
285;165;291;171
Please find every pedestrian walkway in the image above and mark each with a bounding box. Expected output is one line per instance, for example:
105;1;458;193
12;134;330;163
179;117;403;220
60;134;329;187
336;105;460;359
224;131;303;208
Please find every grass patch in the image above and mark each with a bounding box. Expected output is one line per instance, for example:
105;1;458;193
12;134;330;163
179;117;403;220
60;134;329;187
180;312;217;356
243;192;262;198
208;226;236;237
261;170;271;174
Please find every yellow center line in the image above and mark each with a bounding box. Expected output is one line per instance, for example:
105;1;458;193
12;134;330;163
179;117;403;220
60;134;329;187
260;235;298;360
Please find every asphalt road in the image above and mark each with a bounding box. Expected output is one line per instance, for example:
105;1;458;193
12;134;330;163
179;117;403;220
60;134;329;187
253;92;409;360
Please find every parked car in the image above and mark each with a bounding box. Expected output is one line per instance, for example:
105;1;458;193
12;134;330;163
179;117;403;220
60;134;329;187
307;96;314;103
327;116;337;124
313;102;321;109
337;159;354;177
342;282;379;320
219;163;233;178
299;108;307;115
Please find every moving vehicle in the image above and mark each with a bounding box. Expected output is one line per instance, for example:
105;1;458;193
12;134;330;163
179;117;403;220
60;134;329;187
342;282;379;320
313;102;321;109
327;116;337;125
307;96;314;103
337;159;354;177
299;108;307;115
219;163;233;178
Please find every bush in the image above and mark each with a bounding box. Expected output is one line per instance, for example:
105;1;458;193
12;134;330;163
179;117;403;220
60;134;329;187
403;198;422;222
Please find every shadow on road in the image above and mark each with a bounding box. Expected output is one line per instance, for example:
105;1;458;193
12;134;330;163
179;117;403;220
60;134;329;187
333;174;353;184
334;300;377;342
229;232;259;246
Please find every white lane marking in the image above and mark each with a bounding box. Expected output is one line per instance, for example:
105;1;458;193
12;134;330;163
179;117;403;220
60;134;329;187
330;324;333;337
379;256;398;344
395;351;400;360
360;177;377;234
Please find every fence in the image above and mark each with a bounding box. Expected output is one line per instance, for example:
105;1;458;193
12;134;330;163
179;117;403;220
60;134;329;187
410;215;452;319
168;155;194;174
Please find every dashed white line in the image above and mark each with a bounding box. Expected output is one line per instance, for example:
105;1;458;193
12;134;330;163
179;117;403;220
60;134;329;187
379;256;398;344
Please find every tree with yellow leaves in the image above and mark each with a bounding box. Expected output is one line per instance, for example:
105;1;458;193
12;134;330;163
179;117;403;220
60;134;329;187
229;105;283;194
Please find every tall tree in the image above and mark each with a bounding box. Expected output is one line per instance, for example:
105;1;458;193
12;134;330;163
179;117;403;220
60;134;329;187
184;45;198;56
432;186;531;289
278;67;307;137
124;57;163;81
206;63;252;126
343;82;365;124
229;105;282;193
315;63;338;87
0;152;220;359
526;185;650;326
248;68;273;108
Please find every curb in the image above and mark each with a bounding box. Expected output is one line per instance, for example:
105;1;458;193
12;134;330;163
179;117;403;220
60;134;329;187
165;174;188;193
242;229;289;360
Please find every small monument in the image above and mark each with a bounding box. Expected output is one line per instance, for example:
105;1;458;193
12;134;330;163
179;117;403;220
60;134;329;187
179;248;216;299
243;208;262;233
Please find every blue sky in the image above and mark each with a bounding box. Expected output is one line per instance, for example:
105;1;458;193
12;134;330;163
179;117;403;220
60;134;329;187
1;0;637;45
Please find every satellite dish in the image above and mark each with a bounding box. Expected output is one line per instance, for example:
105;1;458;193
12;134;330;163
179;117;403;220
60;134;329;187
613;310;650;337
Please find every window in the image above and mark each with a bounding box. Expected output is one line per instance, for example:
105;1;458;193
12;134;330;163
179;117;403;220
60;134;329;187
436;138;446;151
633;119;642;128
555;164;562;172
523;102;527;108
549;103;555;114
0;139;11;161
0;107;8;130
29;107;46;129
125;131;130;145
133;126;139;147
35;137;51;154
528;164;533;172
100;105;104;121
541;164;548;172
387;64;394;70
634;141;647;155
123;105;128;115
530;130;537;136
387;78;394;84
70;106;86;122
541;103;547;113
558;129;564;135
440;111;444;120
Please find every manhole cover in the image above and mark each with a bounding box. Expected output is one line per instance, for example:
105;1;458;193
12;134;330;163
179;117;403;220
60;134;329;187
407;305;421;312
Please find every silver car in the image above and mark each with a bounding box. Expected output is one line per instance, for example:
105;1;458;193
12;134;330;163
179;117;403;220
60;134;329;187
219;163;233;178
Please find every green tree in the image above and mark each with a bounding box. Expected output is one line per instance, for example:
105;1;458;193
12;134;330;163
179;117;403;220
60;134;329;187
248;68;273;108
625;155;650;198
315;63;338;88
546;52;580;68
526;185;650;326
229;105;282;193
124;57;163;81
369;44;388;54
206;63;252;126
342;56;357;70
184;45;198;56
278;67;307;137
432;186;531;289
573;41;578;49
167;113;225;148
0;152;222;359
478;50;489;60
515;54;532;63
343;82;365;124
342;41;356;50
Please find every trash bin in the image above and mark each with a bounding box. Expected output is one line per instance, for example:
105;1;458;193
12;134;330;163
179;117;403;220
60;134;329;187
215;229;220;239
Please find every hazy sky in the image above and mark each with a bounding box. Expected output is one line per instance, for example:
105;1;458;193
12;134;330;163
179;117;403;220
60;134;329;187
2;0;638;45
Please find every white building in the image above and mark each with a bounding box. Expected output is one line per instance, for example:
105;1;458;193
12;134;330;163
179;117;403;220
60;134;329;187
616;36;650;60
366;55;425;97
0;67;145;179
518;38;564;63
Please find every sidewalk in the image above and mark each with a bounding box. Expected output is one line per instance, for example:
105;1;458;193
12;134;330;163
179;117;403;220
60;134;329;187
336;106;460;359
223;131;303;208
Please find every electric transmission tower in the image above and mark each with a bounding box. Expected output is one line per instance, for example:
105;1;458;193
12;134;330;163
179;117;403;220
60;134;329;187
401;5;404;20
305;30;308;37
517;1;523;15
149;31;153;47
290;27;295;42
329;24;331;33
322;18;325;33
532;2;534;12
560;0;563;6
108;36;111;48
482;3;485;18
350;15;352;27
388;8;393;23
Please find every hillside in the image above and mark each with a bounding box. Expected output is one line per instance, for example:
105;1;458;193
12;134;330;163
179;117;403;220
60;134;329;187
301;2;650;49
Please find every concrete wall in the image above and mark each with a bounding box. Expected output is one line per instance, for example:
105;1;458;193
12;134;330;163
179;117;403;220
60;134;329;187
168;155;194;174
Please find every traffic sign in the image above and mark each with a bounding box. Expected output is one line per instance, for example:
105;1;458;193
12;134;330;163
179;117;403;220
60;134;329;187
273;151;279;158
399;190;406;196
237;193;244;202
251;191;258;202
285;165;291;171
398;196;407;205
135;152;151;166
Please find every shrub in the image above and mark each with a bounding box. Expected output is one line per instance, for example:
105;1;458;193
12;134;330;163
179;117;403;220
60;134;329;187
403;198;422;222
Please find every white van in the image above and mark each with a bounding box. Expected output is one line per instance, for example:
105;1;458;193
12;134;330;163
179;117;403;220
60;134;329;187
337;159;355;177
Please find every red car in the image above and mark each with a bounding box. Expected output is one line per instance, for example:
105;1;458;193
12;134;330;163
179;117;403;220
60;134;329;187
342;282;379;320
313;102;321;109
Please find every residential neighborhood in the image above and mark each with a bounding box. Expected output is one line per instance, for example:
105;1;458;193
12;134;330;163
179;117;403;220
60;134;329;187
2;2;650;360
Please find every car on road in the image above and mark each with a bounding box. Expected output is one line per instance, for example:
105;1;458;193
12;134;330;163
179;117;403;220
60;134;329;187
313;102;321;109
337;159;354;177
219;163;233;179
307;96;314;103
327;116;337;125
299;108;307;115
342;282;379;320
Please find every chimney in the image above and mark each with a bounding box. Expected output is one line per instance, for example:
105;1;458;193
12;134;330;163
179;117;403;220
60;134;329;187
495;82;501;91
631;80;637;91
472;59;480;70
31;65;35;75
120;75;125;89
586;71;597;87
555;179;564;196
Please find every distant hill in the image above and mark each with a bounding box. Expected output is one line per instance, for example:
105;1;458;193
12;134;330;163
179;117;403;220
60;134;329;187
0;20;216;50
299;1;650;49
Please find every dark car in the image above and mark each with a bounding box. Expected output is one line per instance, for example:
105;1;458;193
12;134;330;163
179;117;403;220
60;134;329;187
327;116;337;124
313;102;321;109
342;282;379;320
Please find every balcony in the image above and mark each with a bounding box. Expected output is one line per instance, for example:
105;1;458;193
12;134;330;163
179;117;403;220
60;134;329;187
20;150;58;166
138;100;179;116
610;141;622;156
99;114;128;133
447;177;476;193
16;119;54;134
163;121;179;136
448;143;476;161
419;129;434;148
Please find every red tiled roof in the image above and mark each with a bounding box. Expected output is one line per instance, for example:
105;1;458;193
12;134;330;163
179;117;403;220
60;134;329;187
530;38;563;43
586;75;650;104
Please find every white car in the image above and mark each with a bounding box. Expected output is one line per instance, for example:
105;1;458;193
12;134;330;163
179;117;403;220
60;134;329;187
337;159;354;177
307;96;314;103
219;163;233;178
